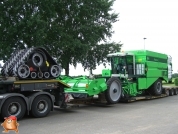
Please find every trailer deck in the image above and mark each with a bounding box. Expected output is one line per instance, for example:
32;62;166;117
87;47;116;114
65;85;178;104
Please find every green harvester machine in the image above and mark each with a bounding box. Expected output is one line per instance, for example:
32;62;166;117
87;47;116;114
58;50;173;104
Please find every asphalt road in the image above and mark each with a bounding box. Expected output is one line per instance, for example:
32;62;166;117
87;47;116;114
1;95;178;134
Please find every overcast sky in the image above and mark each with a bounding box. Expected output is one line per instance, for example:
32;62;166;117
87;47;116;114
64;0;178;76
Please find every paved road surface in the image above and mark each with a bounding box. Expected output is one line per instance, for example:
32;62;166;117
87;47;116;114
1;95;178;134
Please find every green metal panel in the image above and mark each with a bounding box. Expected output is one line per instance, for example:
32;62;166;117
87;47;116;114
128;50;168;64
102;69;111;77
63;77;107;96
127;49;168;80
146;78;158;88
137;78;159;90
138;78;147;89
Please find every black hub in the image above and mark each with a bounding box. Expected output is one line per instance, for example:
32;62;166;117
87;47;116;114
113;89;117;93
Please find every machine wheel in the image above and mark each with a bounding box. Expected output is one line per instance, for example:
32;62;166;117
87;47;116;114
17;64;30;78
174;88;178;95
150;79;162;96
169;89;174;96
32;52;44;67
105;77;122;104
31;95;52;118
1;97;26;120
50;65;61;77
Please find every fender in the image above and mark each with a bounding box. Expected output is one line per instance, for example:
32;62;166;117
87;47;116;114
27;92;55;111
0;93;29;114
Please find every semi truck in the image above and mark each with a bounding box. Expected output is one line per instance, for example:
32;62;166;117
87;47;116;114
0;47;70;120
0;47;177;120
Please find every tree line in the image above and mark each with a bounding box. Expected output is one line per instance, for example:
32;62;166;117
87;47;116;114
0;0;122;75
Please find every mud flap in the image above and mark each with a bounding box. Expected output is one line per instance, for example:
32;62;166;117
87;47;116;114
54;91;68;108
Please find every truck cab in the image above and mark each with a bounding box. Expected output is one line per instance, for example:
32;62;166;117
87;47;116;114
102;51;137;79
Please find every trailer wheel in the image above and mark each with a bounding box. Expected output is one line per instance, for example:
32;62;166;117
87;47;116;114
150;79;162;96
1;97;26;120
31;95;52;118
174;88;178;95
165;89;169;96
105;77;122;104
169;89;174;96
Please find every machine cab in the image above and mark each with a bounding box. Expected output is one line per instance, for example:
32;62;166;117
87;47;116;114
107;52;135;78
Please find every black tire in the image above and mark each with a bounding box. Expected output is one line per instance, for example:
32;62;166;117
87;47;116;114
31;95;52;118
105;77;122;104
162;88;169;96
1;97;26;120
150;79;162;96
174;88;178;95
169;89;174;96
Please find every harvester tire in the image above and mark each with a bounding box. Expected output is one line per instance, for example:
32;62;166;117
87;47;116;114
150;79;162;96
105;77;122;104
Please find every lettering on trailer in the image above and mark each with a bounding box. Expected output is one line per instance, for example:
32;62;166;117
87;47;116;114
146;56;167;63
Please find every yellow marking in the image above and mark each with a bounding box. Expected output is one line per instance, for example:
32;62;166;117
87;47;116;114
14;79;70;88
46;61;49;67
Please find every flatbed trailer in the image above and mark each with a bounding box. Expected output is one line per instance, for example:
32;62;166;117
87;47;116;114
65;85;178;104
119;85;178;102
0;76;70;120
0;78;177;120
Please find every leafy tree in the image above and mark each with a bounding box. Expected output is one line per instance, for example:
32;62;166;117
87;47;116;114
172;73;178;78
47;0;120;75
82;42;122;74
0;0;56;60
0;0;120;76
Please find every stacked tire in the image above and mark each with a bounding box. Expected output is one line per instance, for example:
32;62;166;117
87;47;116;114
1;47;62;79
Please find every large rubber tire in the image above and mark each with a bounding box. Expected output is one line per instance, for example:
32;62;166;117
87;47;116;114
150;79;162;96
31;95;52;118
1;97;26;120
105;77;122;104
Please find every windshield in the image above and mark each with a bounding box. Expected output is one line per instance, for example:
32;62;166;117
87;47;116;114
110;55;133;74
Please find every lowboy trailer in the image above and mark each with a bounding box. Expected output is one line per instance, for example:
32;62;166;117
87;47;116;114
0;47;177;120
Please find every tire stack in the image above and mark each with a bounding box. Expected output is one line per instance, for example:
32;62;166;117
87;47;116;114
1;47;61;79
